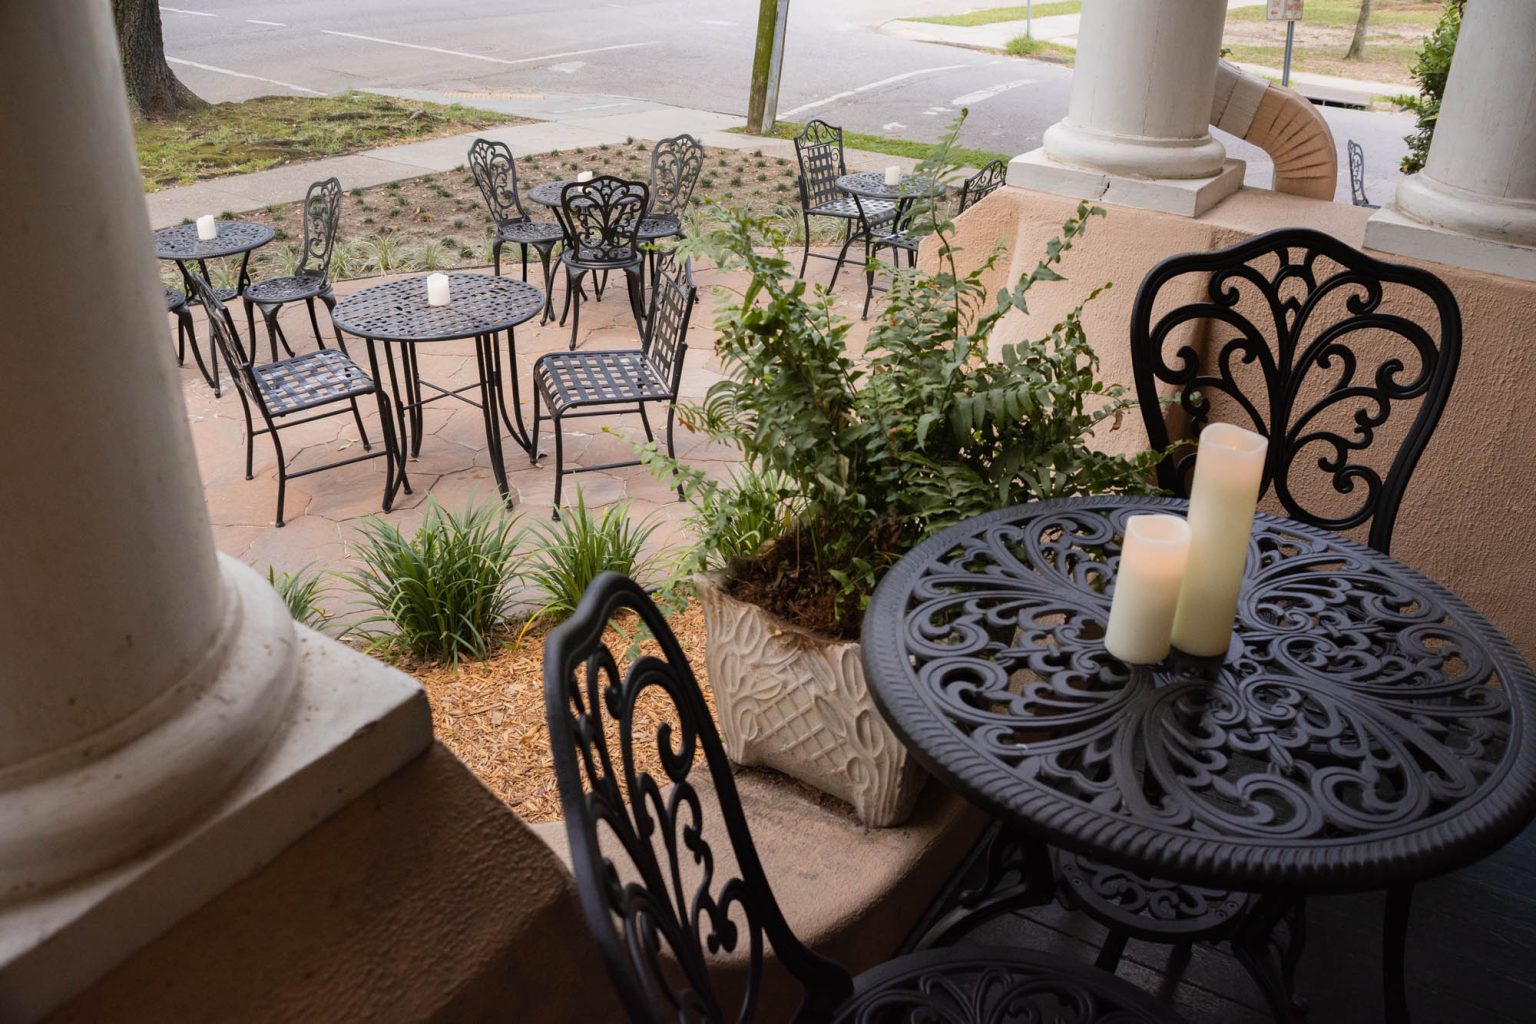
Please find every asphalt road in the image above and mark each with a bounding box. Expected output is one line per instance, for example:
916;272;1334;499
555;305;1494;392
158;0;1413;202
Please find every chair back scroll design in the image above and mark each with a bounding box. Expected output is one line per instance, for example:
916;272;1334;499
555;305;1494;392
298;177;343;282
544;573;855;1024
187;272;258;399
648;134;705;219
1347;139;1373;208
468;138;533;224
1129;227;1461;554
958;159;1007;213
793;120;847;211
555;176;649;267
642;255;697;394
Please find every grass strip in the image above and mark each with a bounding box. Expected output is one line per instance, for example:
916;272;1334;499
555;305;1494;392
731;122;1009;170
904;1;1081;27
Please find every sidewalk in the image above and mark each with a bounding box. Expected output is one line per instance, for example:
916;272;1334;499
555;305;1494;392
145;91;929;228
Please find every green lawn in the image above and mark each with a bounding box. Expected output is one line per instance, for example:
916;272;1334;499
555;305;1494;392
905;1;1081;27
136;91;527;191
1227;0;1440;29
733;122;1009;170
1006;36;1076;63
1220;0;1436;86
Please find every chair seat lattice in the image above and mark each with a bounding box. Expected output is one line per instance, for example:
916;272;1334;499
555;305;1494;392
256;348;375;415
535;350;670;416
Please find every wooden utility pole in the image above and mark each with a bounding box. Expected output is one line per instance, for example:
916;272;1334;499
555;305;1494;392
747;0;790;134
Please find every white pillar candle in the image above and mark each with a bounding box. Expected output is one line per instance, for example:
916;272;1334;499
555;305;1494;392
575;170;594;183
425;272;450;306
195;214;217;240
1171;423;1269;657
1104;514;1192;664
884;165;902;187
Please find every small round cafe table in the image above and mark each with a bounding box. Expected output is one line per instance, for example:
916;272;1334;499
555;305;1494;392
861;495;1536;1023
330;273;545;504
153;218;274;394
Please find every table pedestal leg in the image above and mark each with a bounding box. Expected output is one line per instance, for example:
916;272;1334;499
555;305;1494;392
1231;891;1310;1023
491;328;533;454
475;332;514;506
900;821;1056;952
1384;884;1413;1024
363;337;410;507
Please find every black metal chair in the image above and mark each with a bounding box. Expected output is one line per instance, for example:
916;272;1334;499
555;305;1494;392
188;272;401;527
793;120;895;288
530;255;694;520
468;138;565;321
1348;139;1379;209
242;177;344;364
1044;226;1464;1014
164;284;221;391
544;572;1186;1024
552;175;649;351
636;132;704;288
861;158;1009;319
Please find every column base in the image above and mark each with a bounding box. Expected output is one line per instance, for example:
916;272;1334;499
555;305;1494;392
1007;148;1246;218
1367;193;1536;284
0;563;432;1023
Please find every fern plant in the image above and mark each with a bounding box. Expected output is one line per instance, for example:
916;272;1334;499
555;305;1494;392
646;113;1161;638
524;490;658;621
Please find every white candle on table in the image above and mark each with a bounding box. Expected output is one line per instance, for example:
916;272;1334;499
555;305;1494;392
426;273;450;307
884;165;902;187
1171;423;1269;657
575;170;594;183
1104;514;1192;664
195;215;217;241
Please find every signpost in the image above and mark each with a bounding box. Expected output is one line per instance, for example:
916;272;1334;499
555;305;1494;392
1266;0;1304;88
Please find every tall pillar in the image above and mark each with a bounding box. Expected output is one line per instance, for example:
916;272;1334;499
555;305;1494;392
1366;0;1536;280
0;3;430;1019
1009;0;1243;217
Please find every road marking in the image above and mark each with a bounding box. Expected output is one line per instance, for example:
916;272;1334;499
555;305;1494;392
167;57;324;95
779;65;965;119
160;6;216;15
883;121;906;131
702;19;735;26
548;61;587;74
247;19;287;27
950;79;1037;106
317;31;657;67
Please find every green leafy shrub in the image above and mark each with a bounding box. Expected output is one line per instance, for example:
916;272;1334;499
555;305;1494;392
648;116;1160;639
345;499;523;662
267;564;329;630
1392;0;1464;175
524;490;658;621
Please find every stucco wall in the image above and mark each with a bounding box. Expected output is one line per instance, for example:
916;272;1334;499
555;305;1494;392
939;186;1536;661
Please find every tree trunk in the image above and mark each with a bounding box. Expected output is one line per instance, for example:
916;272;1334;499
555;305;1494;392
111;0;205;119
1345;0;1374;60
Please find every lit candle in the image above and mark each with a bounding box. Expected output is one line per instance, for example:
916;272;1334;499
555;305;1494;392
575;170;594;183
1170;423;1269;657
884;165;902;187
1104;514;1192;664
195;215;217;241
426;273;450;307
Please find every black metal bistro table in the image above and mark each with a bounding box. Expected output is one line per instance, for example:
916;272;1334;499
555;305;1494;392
329;273;545;504
836;170;946;207
154;219;274;394
862;495;1536;1023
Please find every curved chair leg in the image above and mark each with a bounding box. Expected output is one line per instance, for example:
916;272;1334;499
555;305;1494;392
260;304;291;362
534;242;557;323
349;396;372;451
519;242;529;282
237;391;257;481
304;296;327;351
266;417;288;528
636;402;655;443
828;221;856;291
625;266;645;339
551;412;564;520
862;240;878;320
244;297;258;358
594;269;608;302
528;387;543;467
800;213;813;277
492;238;504;278
173;311;188;365
319;290;347;357
665;403;683;501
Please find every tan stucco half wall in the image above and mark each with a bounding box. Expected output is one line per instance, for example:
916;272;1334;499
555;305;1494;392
935;185;1536;662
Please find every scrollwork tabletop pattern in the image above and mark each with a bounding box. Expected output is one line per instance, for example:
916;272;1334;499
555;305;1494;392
863;496;1536;893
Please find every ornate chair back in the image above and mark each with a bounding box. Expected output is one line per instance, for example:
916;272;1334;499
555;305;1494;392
648;134;705;219
1348;139;1373;208
468;137;532;225
187;272;257;399
543;573;855;1024
793;119;846;211
958;159;1007;213
641;255;696;395
297;176;343;282
1129;227;1461;554
555;176;649;267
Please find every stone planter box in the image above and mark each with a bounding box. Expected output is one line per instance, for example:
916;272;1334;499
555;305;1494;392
694;572;926;827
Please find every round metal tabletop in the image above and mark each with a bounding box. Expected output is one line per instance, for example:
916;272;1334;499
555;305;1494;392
528;180;577;208
330;273;545;343
836;171;946;202
153;219;274;261
862;495;1536;893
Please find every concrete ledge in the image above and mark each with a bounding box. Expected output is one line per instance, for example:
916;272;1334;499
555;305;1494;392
1008;148;1245;218
535;770;986;1018
1365;204;1536;284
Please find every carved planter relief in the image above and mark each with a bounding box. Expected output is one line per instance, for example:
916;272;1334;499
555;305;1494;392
694;572;926;828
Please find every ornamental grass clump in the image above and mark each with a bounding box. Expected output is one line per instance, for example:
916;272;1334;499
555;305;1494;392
524;489;660;622
346;499;523;662
650;115;1161;640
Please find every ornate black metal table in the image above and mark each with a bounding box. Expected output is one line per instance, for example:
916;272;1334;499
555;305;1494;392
153;219;274;395
862;495;1536;1023
527;179;579;208
330;273;545;503
835;171;946;205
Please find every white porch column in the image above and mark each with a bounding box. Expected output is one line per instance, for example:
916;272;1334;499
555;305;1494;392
1009;0;1243;217
0;3;430;1020
1365;0;1536;280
